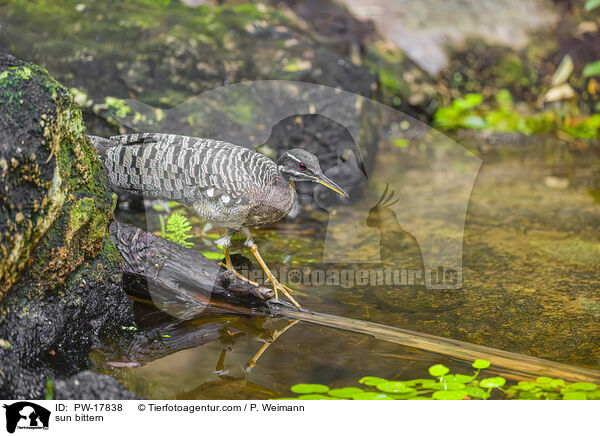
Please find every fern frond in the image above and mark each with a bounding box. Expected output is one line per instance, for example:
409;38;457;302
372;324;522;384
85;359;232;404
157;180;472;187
165;213;194;247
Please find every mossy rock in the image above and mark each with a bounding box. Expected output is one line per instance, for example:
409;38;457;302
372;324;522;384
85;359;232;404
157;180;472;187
0;54;134;398
0;54;115;298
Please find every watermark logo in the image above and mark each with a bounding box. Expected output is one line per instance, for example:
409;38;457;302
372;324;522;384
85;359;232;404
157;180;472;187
3;402;50;433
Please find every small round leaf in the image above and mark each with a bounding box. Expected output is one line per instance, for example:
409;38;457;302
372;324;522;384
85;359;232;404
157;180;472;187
359;376;388;386
562;391;588;400
472;359;490;369
429;364;450;377
352;392;394;400
376;381;414;394
291;384;329;394
432;390;468;400
480;377;506;388
570;382;597;391
328;387;364;398
297;394;337;400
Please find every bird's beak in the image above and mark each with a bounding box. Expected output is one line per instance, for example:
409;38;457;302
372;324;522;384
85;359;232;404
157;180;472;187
314;175;349;198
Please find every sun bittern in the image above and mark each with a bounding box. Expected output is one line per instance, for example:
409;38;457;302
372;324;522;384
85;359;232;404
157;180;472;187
90;133;348;307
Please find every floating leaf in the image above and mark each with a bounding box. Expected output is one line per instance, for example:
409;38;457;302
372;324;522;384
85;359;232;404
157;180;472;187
562;391;587;400
428;364;450;377
443;381;467;390
472;359;490;370
432;390;468;400
359;376;388;386
352;392;394;400
328;387;364;398
291;384;329;394
447;374;474;384
465;387;487;399
536;377;553;384
583;60;600;78
569;382;597;391
297;394;337;400
403;378;436;387
376;381;415;394
391;391;418;399
517;381;537;391
480;377;506;388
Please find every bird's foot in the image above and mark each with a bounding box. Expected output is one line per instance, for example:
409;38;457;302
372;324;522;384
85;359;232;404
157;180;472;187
218;261;260;287
265;276;301;308
246;243;301;308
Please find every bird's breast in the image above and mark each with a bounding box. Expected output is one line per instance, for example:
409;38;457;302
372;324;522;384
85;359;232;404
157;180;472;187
246;179;295;227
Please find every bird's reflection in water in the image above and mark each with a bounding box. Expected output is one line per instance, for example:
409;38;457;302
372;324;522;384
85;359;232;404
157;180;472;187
96;303;298;399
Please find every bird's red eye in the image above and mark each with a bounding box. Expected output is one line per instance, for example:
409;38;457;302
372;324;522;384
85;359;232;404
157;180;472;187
299;163;307;171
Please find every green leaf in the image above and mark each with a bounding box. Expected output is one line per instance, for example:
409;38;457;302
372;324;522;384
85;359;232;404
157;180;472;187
472;359;491;370
464;386;488;399
454;93;483;110
296;394;337;400
480;377;506;388
536;377;553;385
443;381;467;390
517;381;537;391
328;387;364;398
583;60;600;78
376;381;415;394
403;378;436;387
352;392;395;400
432;390;468;400
569;382;597;391
392;138;409;148
359;376;388;386
447;374;475;383
202;252;224;260
291;384;330;394
428;364;450;377
460;115;487;129
585;0;600;11
562;391;588;400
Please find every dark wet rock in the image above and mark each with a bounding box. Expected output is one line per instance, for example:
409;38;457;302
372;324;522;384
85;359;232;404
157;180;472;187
0;54;134;398
54;370;139;400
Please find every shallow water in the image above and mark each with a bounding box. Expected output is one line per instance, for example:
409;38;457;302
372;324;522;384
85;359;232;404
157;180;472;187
95;135;600;399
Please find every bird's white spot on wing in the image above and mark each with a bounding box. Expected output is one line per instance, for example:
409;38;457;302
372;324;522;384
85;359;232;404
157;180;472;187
221;194;230;204
206;187;215;197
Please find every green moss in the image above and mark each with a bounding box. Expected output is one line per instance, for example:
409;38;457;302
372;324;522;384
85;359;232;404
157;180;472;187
104;240;122;266
0;56;116;300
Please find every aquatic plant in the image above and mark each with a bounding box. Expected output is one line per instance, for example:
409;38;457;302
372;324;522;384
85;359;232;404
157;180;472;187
161;213;194;248
434;90;600;139
585;0;600;12
278;360;600;400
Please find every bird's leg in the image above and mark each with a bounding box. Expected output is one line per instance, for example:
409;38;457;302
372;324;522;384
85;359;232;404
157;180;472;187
215;231;234;269
216;230;260;286
244;320;299;374
243;234;301;308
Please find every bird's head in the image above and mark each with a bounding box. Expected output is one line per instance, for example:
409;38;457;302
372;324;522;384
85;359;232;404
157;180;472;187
278;149;349;198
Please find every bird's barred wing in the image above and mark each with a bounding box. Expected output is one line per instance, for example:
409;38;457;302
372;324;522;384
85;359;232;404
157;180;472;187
104;133;277;207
